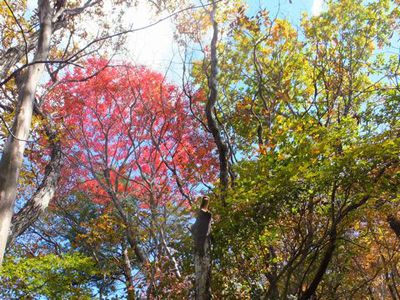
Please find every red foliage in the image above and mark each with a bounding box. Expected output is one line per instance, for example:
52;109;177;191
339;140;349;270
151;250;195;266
46;58;216;206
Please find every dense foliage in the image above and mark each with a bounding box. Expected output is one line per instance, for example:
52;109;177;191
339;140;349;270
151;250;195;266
0;0;399;299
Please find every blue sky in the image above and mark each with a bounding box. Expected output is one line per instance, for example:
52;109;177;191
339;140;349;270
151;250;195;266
246;0;323;25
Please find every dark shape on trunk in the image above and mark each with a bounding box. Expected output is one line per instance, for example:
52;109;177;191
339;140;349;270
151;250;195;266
388;214;400;238
192;210;212;256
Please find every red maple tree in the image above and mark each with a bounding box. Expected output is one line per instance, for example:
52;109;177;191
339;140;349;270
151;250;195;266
46;58;216;208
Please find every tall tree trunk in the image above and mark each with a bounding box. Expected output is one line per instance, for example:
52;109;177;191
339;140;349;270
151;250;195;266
192;209;212;300
204;0;229;204
160;227;181;278
0;0;53;265
191;1;224;297
194;238;212;300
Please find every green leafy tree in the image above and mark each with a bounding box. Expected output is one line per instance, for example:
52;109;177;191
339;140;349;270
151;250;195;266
0;253;97;299
197;0;400;298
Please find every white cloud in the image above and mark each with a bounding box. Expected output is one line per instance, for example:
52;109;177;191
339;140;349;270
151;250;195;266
26;0;36;10
311;0;324;16
85;1;179;75
123;3;177;72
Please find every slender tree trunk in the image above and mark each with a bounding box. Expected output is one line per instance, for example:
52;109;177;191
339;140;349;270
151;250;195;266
123;246;136;300
102;169;148;265
190;2;224;297
0;0;52;265
160;227;181;278
204;0;229;204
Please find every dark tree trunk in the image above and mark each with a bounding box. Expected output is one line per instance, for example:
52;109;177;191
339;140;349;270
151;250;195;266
299;228;337;300
204;0;230;204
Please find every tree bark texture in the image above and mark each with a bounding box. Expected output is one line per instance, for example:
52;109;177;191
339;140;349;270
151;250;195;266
0;0;53;265
8;137;61;246
123;246;136;300
192;210;212;300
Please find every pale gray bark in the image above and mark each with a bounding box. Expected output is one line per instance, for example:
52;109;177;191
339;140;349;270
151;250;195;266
194;236;211;300
0;0;106;265
160;227;181;278
192;211;211;300
0;0;53;265
192;209;212;300
123;246;136;300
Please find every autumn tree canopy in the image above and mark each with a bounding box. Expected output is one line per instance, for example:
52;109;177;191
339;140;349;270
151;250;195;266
0;0;399;299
